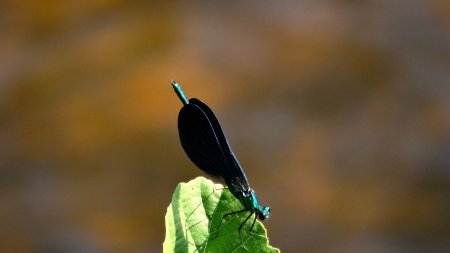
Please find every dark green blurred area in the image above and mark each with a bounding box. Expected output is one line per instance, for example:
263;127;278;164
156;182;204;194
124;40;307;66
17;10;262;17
0;1;449;252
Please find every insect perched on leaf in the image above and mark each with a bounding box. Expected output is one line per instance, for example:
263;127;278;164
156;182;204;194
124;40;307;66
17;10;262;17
171;80;271;242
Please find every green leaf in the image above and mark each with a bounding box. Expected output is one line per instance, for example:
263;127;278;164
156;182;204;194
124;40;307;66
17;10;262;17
163;177;280;253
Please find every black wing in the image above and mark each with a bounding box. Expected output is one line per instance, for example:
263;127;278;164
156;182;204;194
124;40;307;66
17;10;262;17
177;98;250;192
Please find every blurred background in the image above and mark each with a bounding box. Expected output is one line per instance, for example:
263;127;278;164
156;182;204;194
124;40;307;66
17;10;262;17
0;0;449;252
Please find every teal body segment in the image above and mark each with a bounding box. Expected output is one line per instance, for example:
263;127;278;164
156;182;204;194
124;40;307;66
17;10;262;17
171;80;189;105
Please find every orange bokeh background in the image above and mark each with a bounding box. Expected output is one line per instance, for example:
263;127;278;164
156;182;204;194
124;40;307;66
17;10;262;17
0;1;449;252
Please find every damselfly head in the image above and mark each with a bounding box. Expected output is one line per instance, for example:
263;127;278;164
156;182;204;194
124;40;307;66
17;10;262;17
258;206;270;221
